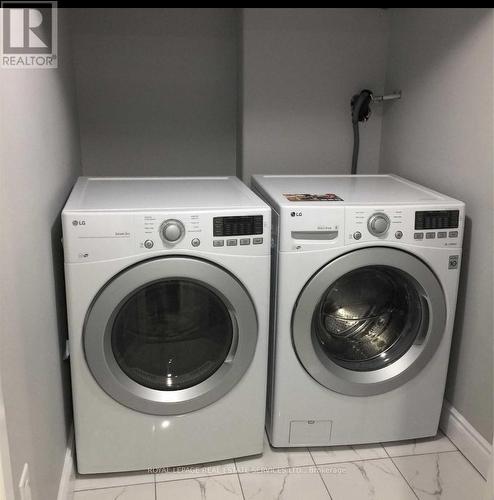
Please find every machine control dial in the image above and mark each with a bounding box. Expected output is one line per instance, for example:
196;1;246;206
367;213;390;236
160;219;185;244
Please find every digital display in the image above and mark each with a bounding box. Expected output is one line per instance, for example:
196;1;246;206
213;216;263;237
415;210;459;230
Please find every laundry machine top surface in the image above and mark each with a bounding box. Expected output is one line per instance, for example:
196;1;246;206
64;176;265;212
252;174;463;209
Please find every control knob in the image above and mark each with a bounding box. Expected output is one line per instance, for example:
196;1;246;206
367;213;390;236
160;219;185;244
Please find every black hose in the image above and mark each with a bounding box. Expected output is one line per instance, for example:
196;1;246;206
351;121;360;175
350;89;373;175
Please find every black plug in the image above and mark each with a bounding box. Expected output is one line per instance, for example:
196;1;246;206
351;89;373;123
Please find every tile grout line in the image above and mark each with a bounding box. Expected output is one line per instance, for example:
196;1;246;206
442;431;455;446
306;447;317;467
302;448;457;470
73;480;156;493
437;432;485;474
236;471;247;500
236;462;320;475
382;443;420;500
232;459;247;500
309;449;334;500
394;449;487;482
155;471;238;485
440;437;487;479
379;448;462;460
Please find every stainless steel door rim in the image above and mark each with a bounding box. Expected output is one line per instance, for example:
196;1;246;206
292;247;447;396
84;257;258;415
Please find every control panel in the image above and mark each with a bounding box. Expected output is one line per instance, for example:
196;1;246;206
278;204;463;253
62;210;269;263
138;213;268;253
345;206;463;247
211;215;265;247
213;215;263;237
415;210;459;230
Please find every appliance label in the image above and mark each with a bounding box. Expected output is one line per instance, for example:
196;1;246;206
283;193;343;202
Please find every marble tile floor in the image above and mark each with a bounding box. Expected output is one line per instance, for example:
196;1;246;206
73;431;486;500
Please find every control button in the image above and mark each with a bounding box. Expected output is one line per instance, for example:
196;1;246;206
144;239;154;249
227;239;238;246
449;231;458;238
367;213;390;236
160;219;185;244
426;232;436;239
240;238;250;245
253;237;263;245
164;224;182;241
449;255;459;269
437;232;447;238
191;238;200;247
414;233;424;240
213;240;224;247
395;231;403;239
353;231;362;240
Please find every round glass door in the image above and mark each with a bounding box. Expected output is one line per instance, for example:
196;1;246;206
111;280;234;391
292;248;446;396
314;266;423;372
84;257;258;415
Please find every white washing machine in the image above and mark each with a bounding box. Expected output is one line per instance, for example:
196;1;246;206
62;176;271;473
252;174;464;447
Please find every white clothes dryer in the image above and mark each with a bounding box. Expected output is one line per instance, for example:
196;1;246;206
62;176;270;473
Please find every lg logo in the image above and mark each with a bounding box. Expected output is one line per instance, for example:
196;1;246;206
290;212;302;217
72;220;86;227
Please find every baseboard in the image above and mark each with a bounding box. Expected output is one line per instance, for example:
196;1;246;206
440;400;492;479
57;427;75;500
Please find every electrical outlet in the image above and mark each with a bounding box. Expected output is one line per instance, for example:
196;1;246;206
18;463;32;500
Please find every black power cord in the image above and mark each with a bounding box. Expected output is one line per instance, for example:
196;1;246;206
350;89;373;175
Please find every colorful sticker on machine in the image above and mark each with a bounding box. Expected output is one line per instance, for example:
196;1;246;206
283;193;343;202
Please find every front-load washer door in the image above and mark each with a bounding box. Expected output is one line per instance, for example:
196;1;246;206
292;248;447;396
84;257;258;415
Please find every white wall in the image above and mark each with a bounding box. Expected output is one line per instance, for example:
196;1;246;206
70;8;239;177
0;9;82;500
381;8;493;441
0;368;14;500
241;8;389;181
